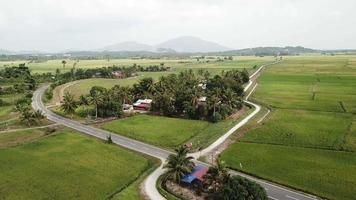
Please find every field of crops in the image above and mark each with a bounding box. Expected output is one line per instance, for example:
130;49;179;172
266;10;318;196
0;128;156;200
102;114;210;149
220;142;356;200
102;108;252;150
221;55;356;200
0;56;274;74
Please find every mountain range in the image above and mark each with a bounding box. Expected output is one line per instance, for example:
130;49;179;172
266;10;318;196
100;36;231;53
1;36;356;56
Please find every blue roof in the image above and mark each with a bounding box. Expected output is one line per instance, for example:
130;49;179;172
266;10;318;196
181;165;207;183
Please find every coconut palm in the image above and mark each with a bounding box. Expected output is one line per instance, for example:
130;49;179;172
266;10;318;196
163;146;195;183
203;159;230;193
89;86;106;119
61;92;77;118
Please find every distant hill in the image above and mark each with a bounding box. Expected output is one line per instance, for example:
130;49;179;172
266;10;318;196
101;41;155;52
100;36;231;53
156;36;231;53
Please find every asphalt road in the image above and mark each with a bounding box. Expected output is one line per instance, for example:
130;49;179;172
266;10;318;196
32;62;318;200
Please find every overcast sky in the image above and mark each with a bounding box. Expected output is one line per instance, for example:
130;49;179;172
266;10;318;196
0;0;355;52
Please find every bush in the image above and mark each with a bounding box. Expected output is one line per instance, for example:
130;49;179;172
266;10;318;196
106;134;113;144
210;176;268;200
44;88;53;100
76;106;94;118
209;113;222;123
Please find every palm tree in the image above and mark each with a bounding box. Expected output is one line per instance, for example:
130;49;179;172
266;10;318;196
163;146;195;183
208;88;222;117
203;160;230;193
61;92;77;118
89;86;105;119
61;60;67;69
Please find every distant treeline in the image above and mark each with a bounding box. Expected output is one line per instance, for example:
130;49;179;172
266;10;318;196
44;64;170;100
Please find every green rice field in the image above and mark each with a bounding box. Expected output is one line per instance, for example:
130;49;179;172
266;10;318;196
0;128;156;200
221;55;356;200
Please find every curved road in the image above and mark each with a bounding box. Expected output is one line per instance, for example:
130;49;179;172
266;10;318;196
32;62;317;200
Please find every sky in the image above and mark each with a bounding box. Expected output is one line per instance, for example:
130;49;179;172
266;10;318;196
0;0;355;52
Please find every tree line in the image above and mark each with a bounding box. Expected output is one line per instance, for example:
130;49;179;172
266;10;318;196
62;68;249;122
45;64;169;101
0;64;37;95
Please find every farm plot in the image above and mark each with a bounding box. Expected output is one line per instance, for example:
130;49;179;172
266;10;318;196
102;114;210;149
0;128;155;200
222;55;356;200
221;142;356;200
102;108;252;150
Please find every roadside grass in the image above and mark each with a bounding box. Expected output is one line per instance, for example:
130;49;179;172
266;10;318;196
220;142;356;200
0;105;14;120
0;128;154;200
241;109;355;151
102;114;210;149
112;159;160;200
0;128;49;149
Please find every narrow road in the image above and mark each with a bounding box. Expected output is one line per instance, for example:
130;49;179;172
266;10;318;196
32;62;317;200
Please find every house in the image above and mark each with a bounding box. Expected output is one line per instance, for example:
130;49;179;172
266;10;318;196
181;165;209;187
93;72;102;78
198;83;206;90
112;71;125;78
197;96;207;105
133;99;152;111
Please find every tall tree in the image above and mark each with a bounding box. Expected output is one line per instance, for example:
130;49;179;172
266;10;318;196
204;160;230;193
163;146;195;183
61;92;77;117
89;86;106;119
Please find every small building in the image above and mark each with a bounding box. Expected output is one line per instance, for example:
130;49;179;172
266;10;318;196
112;71;125;78
198;83;207;90
93;72;102;78
133;99;152;111
181;165;209;187
197;96;207;106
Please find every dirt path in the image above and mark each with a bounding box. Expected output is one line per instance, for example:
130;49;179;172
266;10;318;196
50;81;79;106
0;124;58;134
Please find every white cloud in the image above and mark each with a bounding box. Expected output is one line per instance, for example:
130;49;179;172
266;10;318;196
0;0;355;51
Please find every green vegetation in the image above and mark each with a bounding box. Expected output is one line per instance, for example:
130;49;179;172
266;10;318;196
222;55;356;200
221;143;356;200
0;129;48;149
164;146;195;183
102;108;252;150
103;115;209;148
162;146;267;200
0;56;274;74
241;109;354;151
0;128;155;200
